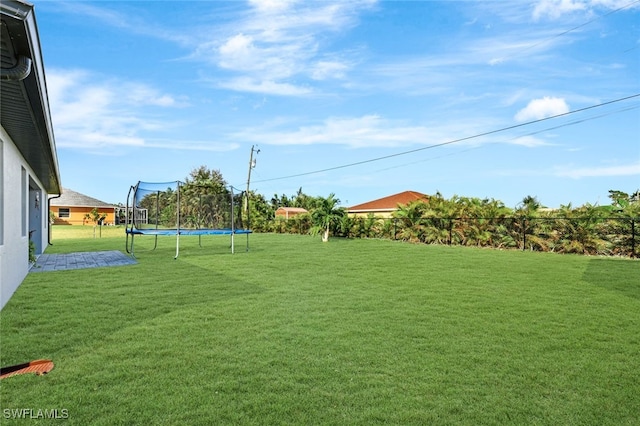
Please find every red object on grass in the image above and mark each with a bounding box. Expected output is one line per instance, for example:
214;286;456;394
0;359;54;379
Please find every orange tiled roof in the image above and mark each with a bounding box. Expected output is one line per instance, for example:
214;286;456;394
348;191;428;212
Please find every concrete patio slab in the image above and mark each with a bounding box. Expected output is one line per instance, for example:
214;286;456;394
30;251;137;273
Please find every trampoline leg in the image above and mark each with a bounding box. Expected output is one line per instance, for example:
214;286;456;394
174;233;180;259
127;234;136;259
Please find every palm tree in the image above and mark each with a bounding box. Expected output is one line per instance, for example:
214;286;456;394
310;194;345;242
514;195;543;251
418;194;453;244
393;200;428;243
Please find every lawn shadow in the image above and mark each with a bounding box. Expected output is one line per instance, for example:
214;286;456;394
582;257;640;300
1;258;265;365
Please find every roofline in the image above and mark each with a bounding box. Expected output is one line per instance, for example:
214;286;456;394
347;191;428;211
1;0;61;194
347;208;395;213
0;0;34;19
51;204;117;209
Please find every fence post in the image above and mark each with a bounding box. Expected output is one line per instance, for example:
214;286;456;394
447;218;453;245
393;218;397;240
632;219;636;258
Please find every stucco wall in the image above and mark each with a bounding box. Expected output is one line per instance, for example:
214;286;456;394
347;211;394;219
0;127;48;310
275;208;309;219
52;206;115;226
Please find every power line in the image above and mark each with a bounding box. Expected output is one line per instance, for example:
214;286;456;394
505;0;640;61
252;93;640;185
366;103;640;175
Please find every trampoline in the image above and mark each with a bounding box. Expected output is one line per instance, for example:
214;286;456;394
125;181;251;258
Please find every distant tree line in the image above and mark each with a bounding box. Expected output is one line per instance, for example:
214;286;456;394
138;166;639;257
249;188;640;258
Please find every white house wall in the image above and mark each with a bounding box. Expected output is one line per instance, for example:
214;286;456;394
0;125;48;310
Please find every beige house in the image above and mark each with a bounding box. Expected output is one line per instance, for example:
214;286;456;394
347;191;428;218
50;188;116;225
275;207;309;219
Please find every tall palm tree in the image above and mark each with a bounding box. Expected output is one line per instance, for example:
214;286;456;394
311;194;345;242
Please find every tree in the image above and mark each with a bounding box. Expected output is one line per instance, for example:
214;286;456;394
181;166;230;228
244;190;283;231
393;200;429;243
84;208;107;238
608;190;630;209
310;193;345;242
514;195;546;251
519;195;542;212
185;165;227;193
607;189;640;257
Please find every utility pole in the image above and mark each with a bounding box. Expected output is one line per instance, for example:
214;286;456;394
245;145;260;227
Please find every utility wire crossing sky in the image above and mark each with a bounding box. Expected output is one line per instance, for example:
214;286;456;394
253;94;640;184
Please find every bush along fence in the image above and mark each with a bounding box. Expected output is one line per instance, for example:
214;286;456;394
256;214;638;258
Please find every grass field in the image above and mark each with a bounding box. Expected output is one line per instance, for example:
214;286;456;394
1;226;639;425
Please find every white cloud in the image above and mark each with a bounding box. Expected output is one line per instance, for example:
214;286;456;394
532;0;639;20
216;32;306;80
219;77;312;96
125;84;185;107
310;60;349;80
198;1;376;95
555;162;640;178
47;68;184;152
56;2;191;45
218;33;257;71
532;0;587;20
509;135;552;147
232;115;437;148
143;139;240;152
248;0;298;13
515;97;570;122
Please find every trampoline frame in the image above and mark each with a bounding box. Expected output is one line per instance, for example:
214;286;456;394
125;181;251;258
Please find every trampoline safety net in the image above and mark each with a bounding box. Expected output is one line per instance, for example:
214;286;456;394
125;181;250;258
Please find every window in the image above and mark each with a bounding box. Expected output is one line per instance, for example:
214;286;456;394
58;208;70;218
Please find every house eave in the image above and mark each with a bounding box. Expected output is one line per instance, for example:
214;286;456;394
347;208;395;213
1;0;61;194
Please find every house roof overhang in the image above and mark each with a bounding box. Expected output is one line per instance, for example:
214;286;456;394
49;188;115;208
347;191;428;212
1;0;61;194
276;207;308;213
347;208;395;214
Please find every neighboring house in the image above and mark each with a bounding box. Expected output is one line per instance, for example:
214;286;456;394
50;188;116;225
347;191;429;218
275;207;308;219
1;0;61;309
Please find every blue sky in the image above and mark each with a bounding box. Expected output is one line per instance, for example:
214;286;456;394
34;0;639;208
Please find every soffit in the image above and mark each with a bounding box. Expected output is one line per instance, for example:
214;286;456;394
1;2;61;194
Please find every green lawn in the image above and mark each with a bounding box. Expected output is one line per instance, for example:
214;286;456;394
1;227;639;425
